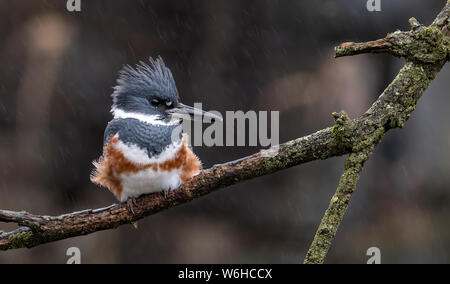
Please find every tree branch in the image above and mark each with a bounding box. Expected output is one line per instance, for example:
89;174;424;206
1;1;449;253
304;145;375;264
303;1;449;264
336;15;449;63
1;129;347;250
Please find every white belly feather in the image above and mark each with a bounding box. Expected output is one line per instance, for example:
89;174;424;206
114;139;183;202
119;168;181;202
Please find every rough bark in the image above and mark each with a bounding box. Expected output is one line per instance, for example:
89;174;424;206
304;146;375;264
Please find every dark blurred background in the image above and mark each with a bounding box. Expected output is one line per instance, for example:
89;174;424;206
0;0;449;263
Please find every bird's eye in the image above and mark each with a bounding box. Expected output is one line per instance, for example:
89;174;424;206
166;101;173;107
150;99;160;106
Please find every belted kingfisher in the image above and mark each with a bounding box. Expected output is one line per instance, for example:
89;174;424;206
91;56;220;210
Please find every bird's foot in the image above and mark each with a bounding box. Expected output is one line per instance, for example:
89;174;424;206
126;197;138;215
161;188;171;198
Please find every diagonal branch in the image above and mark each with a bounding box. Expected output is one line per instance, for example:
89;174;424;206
1;129;347;250
1;1;449;252
303;0;450;264
304;146;375;264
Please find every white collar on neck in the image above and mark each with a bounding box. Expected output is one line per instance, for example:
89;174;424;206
112;108;180;126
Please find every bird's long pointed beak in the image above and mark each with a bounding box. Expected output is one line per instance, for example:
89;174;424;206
166;103;222;122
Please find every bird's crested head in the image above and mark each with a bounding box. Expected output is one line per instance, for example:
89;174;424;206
111;56;180;119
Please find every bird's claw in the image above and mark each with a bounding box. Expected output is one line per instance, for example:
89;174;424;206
126;198;138;215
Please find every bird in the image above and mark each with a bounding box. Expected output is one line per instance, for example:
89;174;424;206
91;56;221;212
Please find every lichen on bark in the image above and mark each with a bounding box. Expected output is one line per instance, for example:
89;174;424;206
304;147;374;264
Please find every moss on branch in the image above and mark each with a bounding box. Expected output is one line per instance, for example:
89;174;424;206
304;147;374;264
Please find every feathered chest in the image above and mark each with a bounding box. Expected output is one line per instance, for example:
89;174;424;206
91;120;201;202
